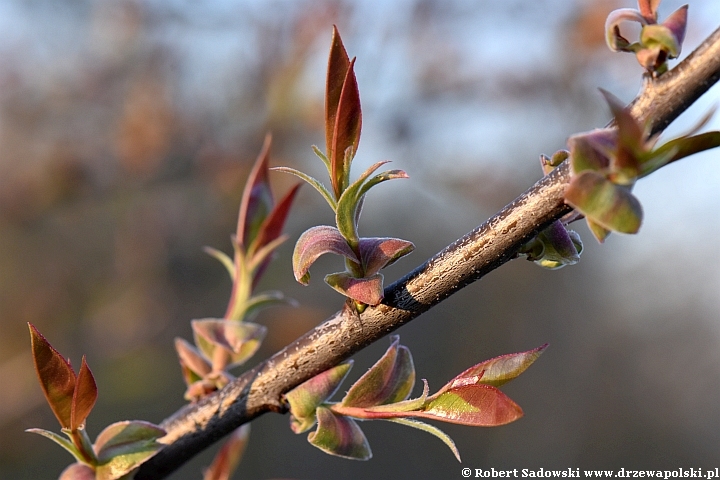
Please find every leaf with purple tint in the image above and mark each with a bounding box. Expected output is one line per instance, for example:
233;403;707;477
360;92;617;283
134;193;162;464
286;361;354;434
308;407;371;460
661;5;688;54
324;272;384;306
249;182;302;258
568;129;616;175
605;8;648;52
175;338;212;383
341;336;415;408
237;134;274;249
565;171;643;236
292;226;359;285
359;237;415;276
325;26;351;165
191;319;267;370
29;323;76;429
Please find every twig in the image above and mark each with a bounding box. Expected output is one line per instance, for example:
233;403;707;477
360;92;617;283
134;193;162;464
135;25;720;479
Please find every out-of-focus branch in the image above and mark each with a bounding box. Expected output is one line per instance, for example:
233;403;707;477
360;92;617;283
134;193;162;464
136;25;720;480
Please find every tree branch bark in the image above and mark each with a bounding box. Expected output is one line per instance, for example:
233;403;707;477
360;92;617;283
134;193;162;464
135;25;720;479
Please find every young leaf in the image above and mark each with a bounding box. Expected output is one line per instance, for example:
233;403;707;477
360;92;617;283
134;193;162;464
565;171;643;235
286;361;354;434
419;384;523;426
662;5;688;53
71;357;98;431
26;428;85;464
175;338;212;380
248;182;302;260
94;421;165;480
325;25;351;165
203;424;250;480
292;225;359;285
324;272;384;306
308;407;371;460
191;319;266;370
29;323;76;429
441;344;548;391
59;463;96;480
203;246;235;281
237;134;274;249
271;167;337;211
358;237;415;276
605;8;648;52
385;418;461;462
329;59;362;199
237;291;298;323
643;131;720;176
568;129;615;176
341;336;415;408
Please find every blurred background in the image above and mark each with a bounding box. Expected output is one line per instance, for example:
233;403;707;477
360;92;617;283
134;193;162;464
2;0;720;478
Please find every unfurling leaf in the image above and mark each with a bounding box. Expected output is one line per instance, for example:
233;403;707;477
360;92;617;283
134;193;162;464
237;134;274;250
341;336;415;408
203;424;251;480
308;407;371;460
192;319;266;370
565;171;643;238
292;226;359;285
358;237;415;276
175;338;212;383
568;129;616;175
26;428;84;463
523;222;581;270
59;463;96;480
286;361;354;433
94;421;166;480
29;323;77;430
385;418;461;462
325;25;352;165
324;272;384;306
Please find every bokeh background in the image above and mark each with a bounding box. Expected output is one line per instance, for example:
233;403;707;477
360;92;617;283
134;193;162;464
2;0;720;478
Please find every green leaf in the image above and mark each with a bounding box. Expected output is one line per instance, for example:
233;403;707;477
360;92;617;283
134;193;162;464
271;167;337;211
641;24;680;58
643;131;720;176
286;361;354;433
29;323;76;429
26;428;85;464
237;133;274;249
420;384;523;426
335;161;408;246
237;290;297;323
587;218;612;244
324;271;384;306
440;344;547;391
358;237;415;276
203;424;250;480
292;226;359;285
565;171;643;235
192;319;266;370
203;246;235;281
71;356;97;431
94;421;165;480
385;418;461;462
341;336;415;408
308;407;371;460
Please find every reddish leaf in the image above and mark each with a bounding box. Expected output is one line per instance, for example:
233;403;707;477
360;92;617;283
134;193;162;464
638;0;660;23
419;384;523;426
359;237;415;276
341;336;415;408
286;361;354;433
250;182;301;256
59;463;96;480
565;171;643;235
29;323;76;429
442;344;547;392
191;319;266;370
175;338;212;381
324;272;384;306
292;226;359;285
237;134;274;249
325;25;351;163
308;407;371;460
71;356;98;431
329;58;362;199
203;424;250;480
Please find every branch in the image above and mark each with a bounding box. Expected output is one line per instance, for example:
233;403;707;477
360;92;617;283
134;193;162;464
136;25;720;479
